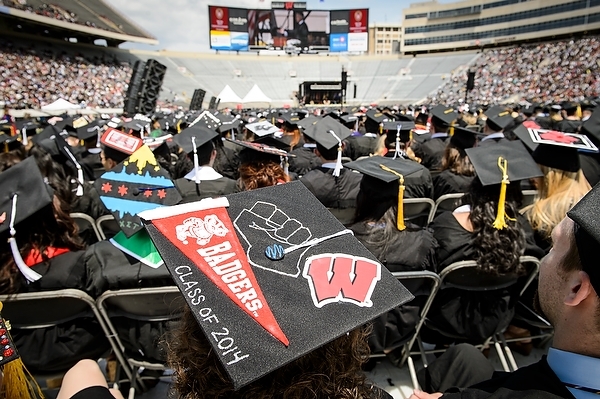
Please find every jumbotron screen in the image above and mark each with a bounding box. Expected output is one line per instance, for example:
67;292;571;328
208;4;368;53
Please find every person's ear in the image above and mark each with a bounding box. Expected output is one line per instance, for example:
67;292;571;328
564;271;594;307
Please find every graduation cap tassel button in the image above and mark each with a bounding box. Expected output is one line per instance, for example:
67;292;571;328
265;244;285;261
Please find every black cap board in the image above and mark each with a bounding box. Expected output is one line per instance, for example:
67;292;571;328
174;126;219;155
227;139;295;160
485;106;513;130
512;124;539;153
139;181;412;390
245;121;280;138
382;121;415;144
0;134;22;152
301;116;352;150
567;183;600;295
345;155;422;183
466;141;542;186
297;116;319;130
77;121;103;141
527;128;598;173
430;105;457;128
94;145;182;237
450;126;480;150
0;156;52;235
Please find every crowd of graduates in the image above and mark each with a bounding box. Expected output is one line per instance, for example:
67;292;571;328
1;95;600;398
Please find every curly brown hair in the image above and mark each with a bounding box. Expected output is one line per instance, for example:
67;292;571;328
441;144;475;176
167;305;381;399
239;161;290;191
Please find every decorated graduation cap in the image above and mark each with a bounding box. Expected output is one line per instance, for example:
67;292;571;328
484;106;513;130
0;157;51;283
189;111;223;132
466;141;542;229
100;128;144;165
139;181;412;389
94;145;182;237
174;126;219;185
365;109;390;134
430;105;457;130
527;128;598;173
245;121;280;138
450;126;480;150
345;156;422;231
567;183;600;295
512;124;539;154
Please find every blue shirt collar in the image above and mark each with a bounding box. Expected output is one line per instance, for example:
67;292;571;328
547;347;600;399
480;132;505;141
321;162;341;169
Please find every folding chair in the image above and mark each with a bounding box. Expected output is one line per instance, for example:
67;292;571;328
416;256;540;375
431;193;465;223
369;270;441;389
97;287;185;398
327;207;356;225
404;198;435;227
521;190;539;208
71;212;103;243
0;289;109;394
96;214;120;240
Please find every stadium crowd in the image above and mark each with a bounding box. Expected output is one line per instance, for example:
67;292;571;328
0;42;132;109
430;36;600;106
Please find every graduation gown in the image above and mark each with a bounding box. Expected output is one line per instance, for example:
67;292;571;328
555;119;582;133
343;135;378;160
12;249;110;372
579;152;600;187
350;221;438;352
300;167;362;209
214;143;240;181
382;154;435;199
426;211;544;342
413;136;449;171
84;241;176;363
442;357;573;399
288;146;323;176
433;170;473;201
477;136;507;147
174;176;238;203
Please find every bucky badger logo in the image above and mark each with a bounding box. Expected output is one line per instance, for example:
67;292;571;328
176;215;229;245
303;254;381;308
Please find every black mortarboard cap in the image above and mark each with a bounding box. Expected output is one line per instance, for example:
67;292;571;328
466;141;542;186
77;120;102;141
527;128;598;172
562;102;579;112
174;126;219;155
0;156;52;235
100;128;144;162
279;113;301;127
297;116;320;130
228;138;295;164
123;119;148;133
365;109;389;125
512;124;539;153
301;116;352;150
430;105;457;128
567;183;600;294
450;126;480;150
139;181;412;390
382;121;415;144
485;106;513;130
245;121;280;138
345;155;422;183
0;134;22;152
94;145;182;238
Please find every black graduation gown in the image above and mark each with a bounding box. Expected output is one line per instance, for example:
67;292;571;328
84;241;176;363
350;221;438;352
433;170;473;201
555;119;582;133
477;136;508;147
413;136;449;171
426;212;544;342
300;167;362;209
579;152;600;187
288;146;323;176
80;150;104;180
214;144;240;181
442;357;574;399
12;249;110;372
174;176;238;203
535;116;555;130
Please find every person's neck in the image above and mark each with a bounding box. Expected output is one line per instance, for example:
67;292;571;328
553;316;600;358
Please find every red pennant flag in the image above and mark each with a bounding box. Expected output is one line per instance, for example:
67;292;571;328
148;205;289;346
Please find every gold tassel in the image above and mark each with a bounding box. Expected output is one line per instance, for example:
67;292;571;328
379;124;383;135
576;105;582;119
176;120;182;133
3;357;44;399
380;164;406;231
492;157;516;230
449;123;454;136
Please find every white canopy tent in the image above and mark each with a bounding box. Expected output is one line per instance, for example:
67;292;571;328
40;99;81;113
216;85;243;108
242;84;272;108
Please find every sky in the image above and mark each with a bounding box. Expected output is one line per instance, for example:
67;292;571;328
103;0;454;52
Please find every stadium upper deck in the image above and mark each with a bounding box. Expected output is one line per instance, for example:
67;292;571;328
402;0;600;54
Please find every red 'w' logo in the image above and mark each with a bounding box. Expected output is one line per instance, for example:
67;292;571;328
302;254;381;308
